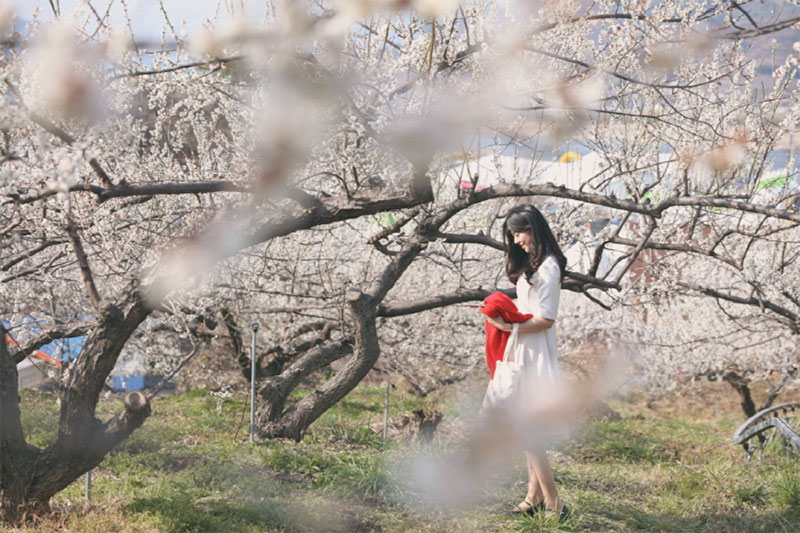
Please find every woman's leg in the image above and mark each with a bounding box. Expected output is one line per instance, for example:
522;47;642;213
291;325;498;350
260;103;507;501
524;449;561;509
524;451;544;503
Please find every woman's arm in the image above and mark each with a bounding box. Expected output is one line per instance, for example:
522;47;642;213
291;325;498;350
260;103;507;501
517;316;554;334
484;315;554;333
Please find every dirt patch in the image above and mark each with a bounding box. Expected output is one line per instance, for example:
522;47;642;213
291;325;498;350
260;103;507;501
636;381;800;421
174;337;248;393
265;468;314;484
160;454;208;473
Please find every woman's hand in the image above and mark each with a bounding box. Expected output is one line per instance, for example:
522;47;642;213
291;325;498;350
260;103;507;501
485;314;513;332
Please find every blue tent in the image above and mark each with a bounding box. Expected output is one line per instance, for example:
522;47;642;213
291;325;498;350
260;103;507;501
2;316;86;363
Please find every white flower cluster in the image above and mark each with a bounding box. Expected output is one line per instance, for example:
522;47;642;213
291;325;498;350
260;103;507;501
0;0;797;404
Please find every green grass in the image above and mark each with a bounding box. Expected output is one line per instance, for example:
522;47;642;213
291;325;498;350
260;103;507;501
9;384;800;532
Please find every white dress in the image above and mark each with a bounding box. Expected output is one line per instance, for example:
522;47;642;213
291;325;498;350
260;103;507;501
480;255;566;447
515;254;561;393
482;255;562;410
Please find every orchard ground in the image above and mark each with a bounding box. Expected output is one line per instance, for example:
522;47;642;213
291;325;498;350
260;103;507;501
8;374;800;532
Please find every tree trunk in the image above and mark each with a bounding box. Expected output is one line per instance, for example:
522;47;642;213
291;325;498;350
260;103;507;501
0;324;43;522
257;290;378;440
723;372;756;418
253;222;430;441
255;338;353;425
0;287;153;523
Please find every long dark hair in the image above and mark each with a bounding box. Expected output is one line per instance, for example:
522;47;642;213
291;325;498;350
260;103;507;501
503;204;567;283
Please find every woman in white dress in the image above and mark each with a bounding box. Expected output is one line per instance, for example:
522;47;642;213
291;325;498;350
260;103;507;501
483;204;569;520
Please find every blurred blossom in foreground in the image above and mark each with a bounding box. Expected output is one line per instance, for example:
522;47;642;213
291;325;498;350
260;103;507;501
333;0;389;20
399;352;631;510
699;141;747;175
104;31;133;63
22;17;106;121
332;0;461;20
190;16;256;58
145;221;250;306
539;77;604;144
646;33;714;72
411;0;461;18
539;0;581;23
0;3;15;36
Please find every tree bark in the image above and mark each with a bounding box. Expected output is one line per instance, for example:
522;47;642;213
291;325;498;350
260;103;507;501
23;392;151;506
255;338;353;426
260;321;337;377
0;325;42;522
0;286;153;522
723;372;757;418
257;290;377;440
220;308;248;379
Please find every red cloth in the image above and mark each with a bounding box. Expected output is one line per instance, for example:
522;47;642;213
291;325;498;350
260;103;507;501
480;292;533;378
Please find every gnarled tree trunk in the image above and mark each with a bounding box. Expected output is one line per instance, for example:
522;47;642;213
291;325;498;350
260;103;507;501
253;219;431;440
256;290;376;440
0;288;152;523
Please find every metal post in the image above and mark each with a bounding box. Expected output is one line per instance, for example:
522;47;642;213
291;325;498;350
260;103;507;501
249;323;259;443
383;380;391;441
85;470;92;501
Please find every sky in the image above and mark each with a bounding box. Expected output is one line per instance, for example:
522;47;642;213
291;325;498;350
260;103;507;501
15;0;267;40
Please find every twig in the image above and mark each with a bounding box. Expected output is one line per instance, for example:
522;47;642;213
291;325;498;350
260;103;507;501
4;80;115;188
145;344;198;400
65;218;103;310
109;56;245;80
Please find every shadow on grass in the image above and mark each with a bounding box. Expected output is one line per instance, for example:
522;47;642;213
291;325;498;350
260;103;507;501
510;506;800;533
567;426;681;465
126;492;381;533
511;500;800;533
125;493;295;532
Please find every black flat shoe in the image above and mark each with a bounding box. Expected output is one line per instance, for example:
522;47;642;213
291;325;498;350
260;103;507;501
544;503;570;521
506;498;545;515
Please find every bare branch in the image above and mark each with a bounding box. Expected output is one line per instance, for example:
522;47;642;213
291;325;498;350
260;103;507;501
1;239;66;272
12;323;93;365
434;231;502;250
6;181;252;205
678;282;799;329
377;288;511;317
368;207;422;245
4;80;115;188
467;183;800;225
612;215;657;286
523;45;734;91
109;56;245;80
721;16;800;39
65;218;103;310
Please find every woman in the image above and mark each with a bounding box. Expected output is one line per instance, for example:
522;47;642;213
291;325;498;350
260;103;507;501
483;203;569;520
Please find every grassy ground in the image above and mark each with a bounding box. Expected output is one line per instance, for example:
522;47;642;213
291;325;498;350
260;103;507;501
9;379;800;532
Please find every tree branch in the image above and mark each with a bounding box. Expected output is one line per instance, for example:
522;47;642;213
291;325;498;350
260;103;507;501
109;56;245;80
12;323;92;365
377;288;511;317
65;219;103;310
7;181;252;205
1;240;66;272
434;231;502;250
375;269;620;317
4;80;115;188
720;16;800;39
368;207;422;245
523;45;733;90
466;183;800;225
678;282;799;329
242;174;434;256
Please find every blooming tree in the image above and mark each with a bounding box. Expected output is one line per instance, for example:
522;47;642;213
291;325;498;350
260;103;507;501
1;0;799;521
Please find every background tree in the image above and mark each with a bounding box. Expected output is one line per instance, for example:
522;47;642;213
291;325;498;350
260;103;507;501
1;0;799;522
